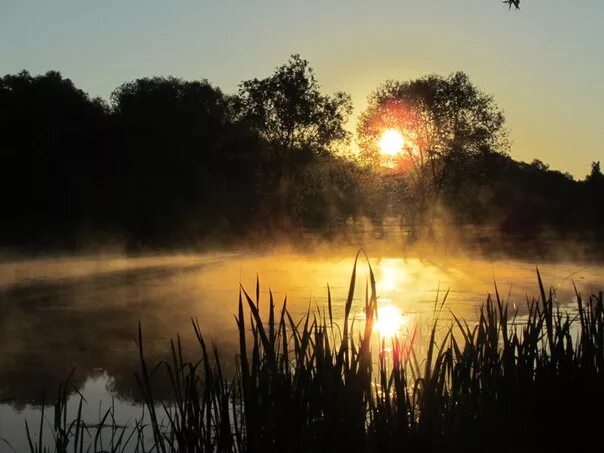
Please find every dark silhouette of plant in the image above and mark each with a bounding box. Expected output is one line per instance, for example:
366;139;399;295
505;0;521;10
586;161;604;184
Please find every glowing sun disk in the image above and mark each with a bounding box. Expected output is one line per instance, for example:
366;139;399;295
378;129;404;156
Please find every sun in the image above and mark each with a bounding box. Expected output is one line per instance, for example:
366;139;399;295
378;129;404;157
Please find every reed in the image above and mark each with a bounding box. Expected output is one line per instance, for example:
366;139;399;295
22;254;604;452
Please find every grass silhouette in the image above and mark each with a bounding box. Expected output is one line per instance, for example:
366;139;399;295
20;253;604;452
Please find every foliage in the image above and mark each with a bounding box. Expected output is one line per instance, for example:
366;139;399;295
0;64;360;248
235;55;354;225
0;70;109;246
237;54;352;155
586;161;604;184
1;63;603;251
108;76;261;245
358;72;508;186
357;72;509;235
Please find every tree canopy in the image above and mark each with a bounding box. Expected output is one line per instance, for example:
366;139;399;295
237;55;352;155
1;57;603;252
358;72;508;193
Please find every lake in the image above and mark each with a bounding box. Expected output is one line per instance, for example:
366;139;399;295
1;250;603;450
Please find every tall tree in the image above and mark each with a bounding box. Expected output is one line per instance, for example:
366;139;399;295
358;72;508;232
236;55;352;224
237;54;352;155
110;76;259;245
0;70;108;245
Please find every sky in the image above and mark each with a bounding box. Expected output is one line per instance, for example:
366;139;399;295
1;0;602;177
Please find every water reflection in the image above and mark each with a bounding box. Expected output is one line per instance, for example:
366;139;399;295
374;305;407;339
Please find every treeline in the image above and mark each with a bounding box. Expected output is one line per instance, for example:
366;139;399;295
443;155;604;238
0;59;365;249
1;56;602;251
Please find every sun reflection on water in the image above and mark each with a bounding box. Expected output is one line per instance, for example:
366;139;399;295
374;304;407;338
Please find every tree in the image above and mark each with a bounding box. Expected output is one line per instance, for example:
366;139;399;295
530;159;550;172
236;55;353;225
358;72;508;233
237;54;352;156
110;77;260;245
586;161;604;184
0;70;109;245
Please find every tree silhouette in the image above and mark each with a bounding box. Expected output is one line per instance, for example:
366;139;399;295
110;76;260;246
237;55;352;155
586;161;604;183
0;70;108;246
1;63;603;251
236;55;353;224
358;71;508;232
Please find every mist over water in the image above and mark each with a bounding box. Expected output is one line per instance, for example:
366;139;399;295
1;248;603;402
1;240;603;450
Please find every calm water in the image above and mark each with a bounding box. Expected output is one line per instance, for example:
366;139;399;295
1;250;603;449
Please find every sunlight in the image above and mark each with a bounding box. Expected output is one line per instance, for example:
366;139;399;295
378;129;405;157
374;305;407;338
378;259;407;291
